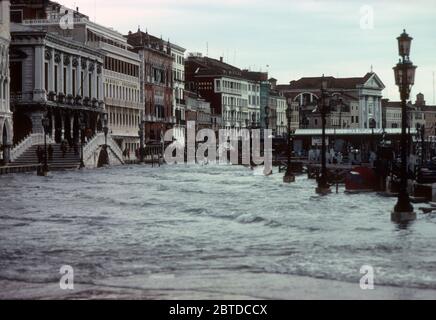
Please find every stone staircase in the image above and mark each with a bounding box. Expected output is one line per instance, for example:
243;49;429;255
12;143;81;170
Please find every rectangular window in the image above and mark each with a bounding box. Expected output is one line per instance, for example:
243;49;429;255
88;73;92;98
10;10;23;23
97;76;100;99
80;72;84;97
54;65;58;92
72;69;76;96
44;63;49;92
63;67;67;94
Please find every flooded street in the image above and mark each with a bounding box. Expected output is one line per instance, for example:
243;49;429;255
1;165;436;299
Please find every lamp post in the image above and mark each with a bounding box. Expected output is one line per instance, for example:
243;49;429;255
284;103;295;183
392;29;417;222
369;118;377;154
41;117;50;176
103;113;108;148
138;114;145;163
416;123;425;166
79;116;85;169
264;106;270;130
316;76;331;194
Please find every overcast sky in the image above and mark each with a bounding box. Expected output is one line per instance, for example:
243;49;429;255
66;0;436;102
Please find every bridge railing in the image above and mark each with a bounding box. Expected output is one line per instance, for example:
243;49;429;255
10;133;54;162
83;133;125;166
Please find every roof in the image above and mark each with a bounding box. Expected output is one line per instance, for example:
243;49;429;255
277;73;379;91
126;30;172;57
241;70;268;82
382;99;402;109
295;128;417;136
421;105;436;112
186;55;243;78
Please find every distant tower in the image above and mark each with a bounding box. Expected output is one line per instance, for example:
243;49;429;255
416;93;426;107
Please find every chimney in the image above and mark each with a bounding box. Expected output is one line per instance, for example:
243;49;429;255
220;57;223;63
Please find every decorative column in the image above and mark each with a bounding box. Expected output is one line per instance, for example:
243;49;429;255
70;115;74;140
30;112;45;134
51;112;56;138
61;112;65;140
66;55;72;96
76;57;82;97
59;53;65;95
33;46;46;102
98;65;103;101
83;61;89;98
47;48;55;93
92;63;98;100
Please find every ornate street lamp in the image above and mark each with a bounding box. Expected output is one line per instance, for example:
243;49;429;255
369;118;377;153
284;103;295;183
416;123;425;166
41;116;50;176
138;113;145;163
103;113;109;148
392;29;417;222
316;76;331;194
79;116;86;169
265;106;270;130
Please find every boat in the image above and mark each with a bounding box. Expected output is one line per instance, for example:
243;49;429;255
345;167;378;192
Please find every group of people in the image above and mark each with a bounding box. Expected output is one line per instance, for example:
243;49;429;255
36;140;81;164
308;147;344;165
308;146;379;167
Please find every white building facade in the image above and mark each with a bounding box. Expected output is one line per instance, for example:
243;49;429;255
10;22;105;145
171;43;186;143
216;77;249;130
21;3;142;156
357;74;385;129
275;95;287;136
0;0;12;163
247;80;260;127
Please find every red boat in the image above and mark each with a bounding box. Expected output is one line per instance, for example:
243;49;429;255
345;167;378;192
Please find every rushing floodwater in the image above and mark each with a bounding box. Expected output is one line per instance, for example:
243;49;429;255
1;164;436;298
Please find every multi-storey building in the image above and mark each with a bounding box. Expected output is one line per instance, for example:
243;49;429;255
382;94;426;132
277;72;385;130
127;29;175;142
10;10;105;146
185;54;249;133
185;90;212;132
17;2;142;154
241;70;266;128
171;43;186;142
274;93;287;137
0;0;12;163
417;94;436;137
382;99;402;129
